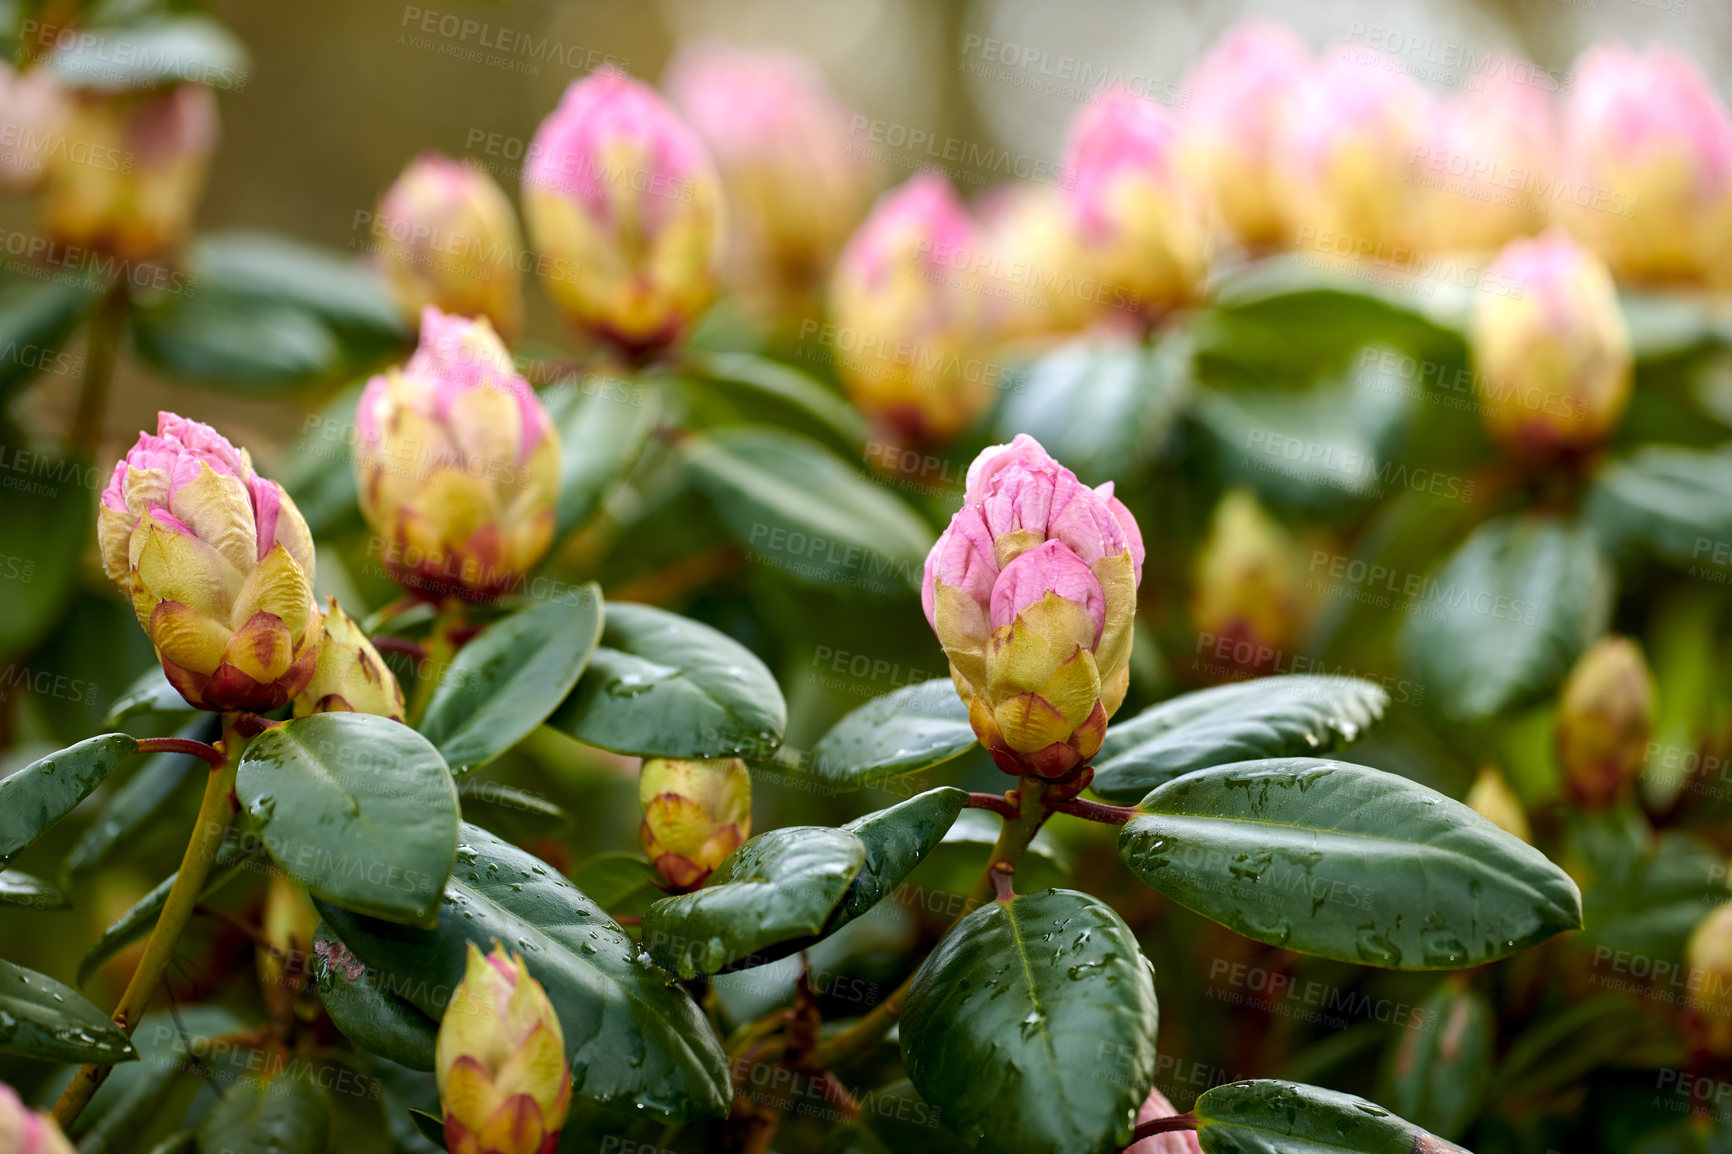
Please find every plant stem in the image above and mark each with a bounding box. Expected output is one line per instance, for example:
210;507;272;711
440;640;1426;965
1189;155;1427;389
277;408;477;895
1048;796;1138;825
53;716;246;1129
69;281;128;463
963;790;1019;817
1114;1112;1198;1150
133;736;226;769
406;596;465;726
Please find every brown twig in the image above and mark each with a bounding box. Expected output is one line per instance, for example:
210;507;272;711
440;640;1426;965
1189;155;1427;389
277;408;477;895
964;790;1020;818
1114;1112;1199;1150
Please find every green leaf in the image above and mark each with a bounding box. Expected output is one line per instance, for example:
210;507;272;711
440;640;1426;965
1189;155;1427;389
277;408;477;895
1090;676;1389;804
77;842;257;984
316;823;731;1121
238;714;459;925
859;1079;973;1153
688;350;869;447
0;734;137;867
544;374;660;541
642;826;865;979
571;853;664;920
1119;758;1583;969
454;780;570;837
0;869;66;909
407;1108;448;1150
0;956;136;1064
418;589;604;775
1403;515;1613;720
0;454;93;655
195;1070;332;1154
1584;445;1732;573
1382;980;1494;1141
810;679;977;790
838;787;969;921
189;232;404;345
73;1006;243;1154
131;287;341;390
49;17;249;90
312;921;438;1071
549;601;786;760
998;336;1189;485
102;666;195;728
684;426;933;595
0;275;98;399
1193;1079;1468;1154
901;889;1158;1154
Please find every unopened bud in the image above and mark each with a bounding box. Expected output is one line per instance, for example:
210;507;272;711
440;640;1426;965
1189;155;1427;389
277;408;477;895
294;599;406;721
1190;489;1307;675
1465;766;1531;844
639;758;751;890
1556;636;1654;809
0;1082;74;1154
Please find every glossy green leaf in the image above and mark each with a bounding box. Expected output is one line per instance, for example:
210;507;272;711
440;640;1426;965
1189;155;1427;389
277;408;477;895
0;455;92;655
72;1006;244;1154
901;889;1158;1154
811;679;977;789
0;956;136;1064
550;601;785;760
1193;1079;1468;1154
998;336;1189;485
188;232;404;345
195;1070;332;1154
684;426;933;595
642;826;865;979
1403;515;1613;719
0;733;137;867
0;275;98;399
103;665;195;728
419;589;604;775
1091;675;1389;803
0;869;66;909
1383;980;1494;1141
571;853;664;920
838;787;969;921
316;823;731;1120
454;779;570;836
1119;758;1583;969
77;843;257;984
689;350;869;447
543;372;660;541
312;921;438;1071
50;17;249;91
238;713;459;925
1584;446;1732;572
131;287;341;390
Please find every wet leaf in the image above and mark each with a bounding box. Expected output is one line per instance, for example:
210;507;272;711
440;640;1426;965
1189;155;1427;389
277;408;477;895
0;956;136;1064
810;679;977;790
1194;1079;1468;1154
0;733;138;867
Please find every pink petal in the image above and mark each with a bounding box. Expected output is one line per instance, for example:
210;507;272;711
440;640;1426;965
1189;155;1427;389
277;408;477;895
989;539;1105;640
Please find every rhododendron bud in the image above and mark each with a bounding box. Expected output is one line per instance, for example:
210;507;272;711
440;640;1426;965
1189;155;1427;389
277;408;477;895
1465;766;1531;844
1128;1086;1203;1154
374;154;525;341
355;308;559;602
1420;66;1553;253
666;42;869;327
0;64;68;193
294;598;406;721
522;68;722;354
1179;20;1310;249
436;942;571;1154
1472;231;1631;457
1064;88;1206;317
1190;489;1306;676
0;1082;75;1154
829;172;992;446
38;83;217;259
1688;903;1732;1056
922;435;1143;779
98;413;320;713
639;757;751;891
978;182;1098;340
1556;636;1653;810
1277;48;1435;256
1562;42;1732;283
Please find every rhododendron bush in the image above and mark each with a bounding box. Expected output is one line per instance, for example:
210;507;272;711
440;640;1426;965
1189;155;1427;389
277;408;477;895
0;5;1727;1153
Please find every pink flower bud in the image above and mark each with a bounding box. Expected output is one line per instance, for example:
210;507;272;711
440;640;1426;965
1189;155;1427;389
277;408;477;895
977;182;1098;340
1276;47;1435;256
1127;1086;1202;1154
98;413;320;712
1189;489;1308;677
1472;230;1631;457
1421;64;1553;253
923;434;1142;779
0;1082;75;1154
374;154;526;341
1179;20;1310;248
356;308;560;602
639;757;751;891
0;64;68;193
522;67;722;355
1563;41;1732;283
38;83;217;259
666;42;870;329
829;172;992;446
1064;88;1206;316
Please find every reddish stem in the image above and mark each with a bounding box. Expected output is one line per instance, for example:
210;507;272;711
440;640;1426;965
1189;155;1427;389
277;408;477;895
989;862;1016;903
370;636;429;662
1048;797;1138;825
134;737;226;770
964;791;1019;818
1116;1113;1198;1149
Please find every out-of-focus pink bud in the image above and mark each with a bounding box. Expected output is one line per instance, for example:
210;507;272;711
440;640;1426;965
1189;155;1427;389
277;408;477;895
522;67;722;355
374;154;525;341
1064;88;1206;318
977;182;1097;341
355;308;560;602
1562;42;1732;284
98;413;320;712
1472;230;1631;457
0;1082;75;1154
1465;765;1532;844
1276;47;1435;256
923;434;1143;780
1178;20;1310;249
1190;489;1307;677
829;172;992;447
38;83;217;260
1688;903;1732;1056
1556;635;1653;810
1420;64;1553;253
1127;1086;1203;1154
0;64;68;193
665;42;870;330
